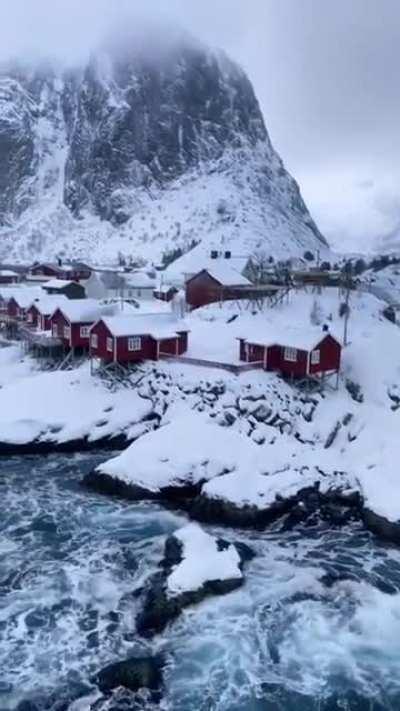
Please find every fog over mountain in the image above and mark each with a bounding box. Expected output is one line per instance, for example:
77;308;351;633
0;0;399;254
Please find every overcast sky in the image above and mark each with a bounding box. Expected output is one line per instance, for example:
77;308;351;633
0;0;399;253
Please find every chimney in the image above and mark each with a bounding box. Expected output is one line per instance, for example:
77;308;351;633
58;257;62;267
224;250;231;259
322;323;329;332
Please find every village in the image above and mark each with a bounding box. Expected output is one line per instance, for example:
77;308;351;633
0;250;352;389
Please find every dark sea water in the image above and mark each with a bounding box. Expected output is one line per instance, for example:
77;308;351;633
1;455;400;711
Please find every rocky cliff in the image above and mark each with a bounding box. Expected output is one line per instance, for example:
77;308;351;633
0;33;327;264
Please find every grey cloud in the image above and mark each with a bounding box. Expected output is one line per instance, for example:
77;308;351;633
0;0;398;252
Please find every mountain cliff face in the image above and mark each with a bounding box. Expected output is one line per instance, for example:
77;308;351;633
0;35;327;264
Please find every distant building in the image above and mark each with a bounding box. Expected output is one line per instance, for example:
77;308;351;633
0;270;19;285
42;280;86;300
29;261;92;282
185;266;251;309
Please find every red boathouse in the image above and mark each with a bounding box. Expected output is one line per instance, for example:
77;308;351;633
50;300;115;351
90;313;189;365
185;266;251;309
238;327;341;380
26;296;69;331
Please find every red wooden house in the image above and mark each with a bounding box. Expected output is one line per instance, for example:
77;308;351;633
6;289;43;321
30;261;91;282
90;313;189;365
185;266;251;309
26;296;69;331
50;300;115;351
238;327;341;379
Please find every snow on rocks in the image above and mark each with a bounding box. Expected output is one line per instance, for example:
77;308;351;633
166;523;243;595
84;409;261;500
136;523;253;636
0;361;154;453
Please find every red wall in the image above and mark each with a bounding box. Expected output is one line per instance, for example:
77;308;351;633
309;335;341;375
31;265;61;278
51;310;70;347
116;334;158;362
7;298;21;319
90;321;189;363
186;271;224;309
27;305;40;327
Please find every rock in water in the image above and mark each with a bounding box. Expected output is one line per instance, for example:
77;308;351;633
136;523;254;636
95;655;164;693
0;29;326;262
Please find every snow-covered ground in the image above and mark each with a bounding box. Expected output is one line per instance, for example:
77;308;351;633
0;356;152;445
1;287;400;530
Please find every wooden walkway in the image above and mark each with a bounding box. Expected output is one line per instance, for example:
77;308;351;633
160;354;264;375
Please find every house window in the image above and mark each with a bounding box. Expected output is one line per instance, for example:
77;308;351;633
27;312;33;323
80;326;90;338
107;337;113;353
284;347;297;362
52;324;58;337
64;325;71;339
128;336;141;352
91;333;98;349
311;349;320;365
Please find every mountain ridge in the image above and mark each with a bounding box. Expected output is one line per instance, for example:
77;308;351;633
0;34;327;265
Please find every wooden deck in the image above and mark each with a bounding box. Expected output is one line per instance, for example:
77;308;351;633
160;354;264;375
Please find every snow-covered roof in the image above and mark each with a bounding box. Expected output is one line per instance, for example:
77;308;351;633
43;279;80;290
0;270;18;277
241;324;340;352
124;272;156;289
29;295;68;315
9;288;44;308
54;299;114;324
164;244;250;283
201;264;251;287
100;312;189;339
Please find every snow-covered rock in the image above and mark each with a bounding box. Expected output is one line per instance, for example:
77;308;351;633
167;524;243;595
86;410;261;499
136;523;253;636
0;360;153;451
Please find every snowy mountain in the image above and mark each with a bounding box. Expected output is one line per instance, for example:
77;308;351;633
0;32;327;265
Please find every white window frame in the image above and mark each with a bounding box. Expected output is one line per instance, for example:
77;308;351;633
91;333;98;349
284;347;297;362
106;337;113;353
64;325;71;340
128;336;142;352
27;312;33;323
41;316;46;331
52;324;58;337
311;349;320;365
80;326;90;338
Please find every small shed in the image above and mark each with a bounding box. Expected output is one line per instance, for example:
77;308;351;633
90;313;189;365
43;279;86;299
185;266;251;309
50;300;115;351
154;284;178;302
238;327;341;380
